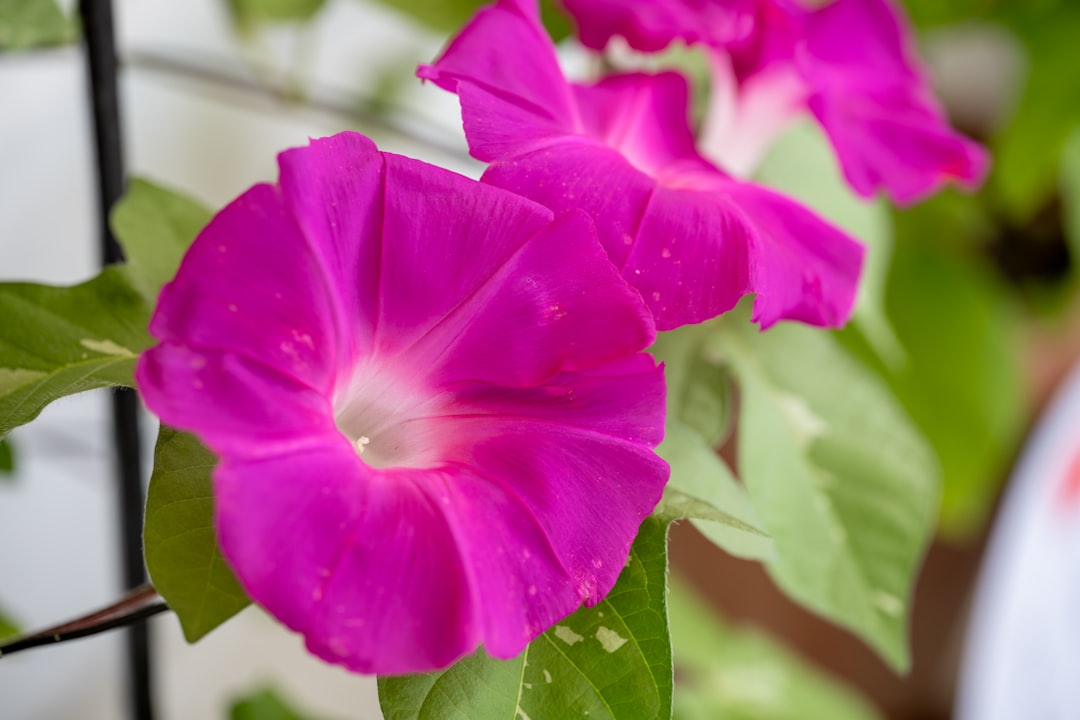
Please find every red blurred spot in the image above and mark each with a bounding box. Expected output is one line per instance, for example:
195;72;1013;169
1056;450;1080;510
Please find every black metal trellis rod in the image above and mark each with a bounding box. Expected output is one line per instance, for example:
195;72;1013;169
78;1;154;718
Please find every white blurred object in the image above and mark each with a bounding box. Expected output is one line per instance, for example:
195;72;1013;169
957;358;1080;720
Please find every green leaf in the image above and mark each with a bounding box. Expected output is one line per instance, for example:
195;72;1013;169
668;579;882;720
656;421;773;562
870;238;1023;537
368;0;571;40
0;0;77;50
230;688;326;720
708;310;939;671
652;325;771;560
144;427;250;642
755;120;902;366
0;267;152;436
652;324;734;448
1060;125;1080;273
379;516;672;720
227;0;326;25
111;179;213;304
990;5;1080;221
0;178;209;438
0;438;13;477
0;606;18;642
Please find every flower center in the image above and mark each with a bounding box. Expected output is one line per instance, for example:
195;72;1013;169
332;359;452;470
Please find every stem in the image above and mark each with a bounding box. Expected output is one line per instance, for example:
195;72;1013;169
0;586;169;658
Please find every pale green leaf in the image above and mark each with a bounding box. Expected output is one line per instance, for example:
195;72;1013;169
230;688;329;720
111;179;213;304
652;324;734;448
653;325;770;560
867;237;1023;538
0;0;77;50
145;427;250;642
755;120;902;366
707;310;938;671
0;267;151;436
379;516;672;720
656;421;773;562
669;579;882;720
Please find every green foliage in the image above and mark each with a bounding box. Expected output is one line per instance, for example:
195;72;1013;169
0;0;77;50
0;606;18;642
0;438;13;477
228;0;326;26
755;120;902;366
379;516;672;720
111;179;213;305
0;267;152;436
651;326;772;560
655;422;774;562
144;427;250;642
0;179;208;438
368;0;571;41
1059;127;1080;272
703;309;939;672
847;231;1024;538
990;5;1080;223
230;688;326;720
669;579;882;720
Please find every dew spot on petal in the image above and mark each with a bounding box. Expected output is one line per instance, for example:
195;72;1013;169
228;304;239;313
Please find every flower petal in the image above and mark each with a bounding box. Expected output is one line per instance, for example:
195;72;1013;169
423;209;656;387
214;444;481;675
136;343;335;458
372;152;556;358
803;0;990;203
723;181;866;328
560;0;757;52
417;0;578;151
275;133;386;365
149;184;343;394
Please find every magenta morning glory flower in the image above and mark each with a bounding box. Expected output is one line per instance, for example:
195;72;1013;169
419;0;863;331
135;131;669;675
560;0;989;203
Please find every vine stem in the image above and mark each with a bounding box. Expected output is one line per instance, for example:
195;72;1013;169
0;586;169;658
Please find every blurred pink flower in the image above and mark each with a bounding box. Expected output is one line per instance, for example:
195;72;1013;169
561;0;990;203
136;131;669;675
420;0;863;330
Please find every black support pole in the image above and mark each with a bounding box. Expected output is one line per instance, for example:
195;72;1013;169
78;1;154;719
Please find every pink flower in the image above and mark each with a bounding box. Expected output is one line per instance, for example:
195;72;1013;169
419;0;863;331
561;0;989;203
135;132;669;675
